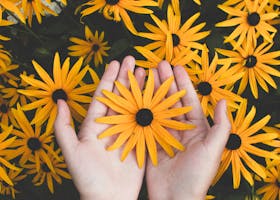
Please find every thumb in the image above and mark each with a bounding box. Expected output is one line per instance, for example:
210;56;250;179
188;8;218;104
205;99;231;155
54;99;79;159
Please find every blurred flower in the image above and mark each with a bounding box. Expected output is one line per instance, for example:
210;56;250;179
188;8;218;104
0;0;25;23
206;195;215;199
0;44;12;70
1;72;36;107
216;41;280;99
77;0;158;34
191;47;244;117
213;100;279;189
138;4;210;61
8;104;57;173
216;0;278;49
0;125;20;187
0;19;14;41
96;70;194;168
0;168;26;199
18;52;96;132
19;0;59;26
24;143;71;194
256;152;280;200
68;25;110;66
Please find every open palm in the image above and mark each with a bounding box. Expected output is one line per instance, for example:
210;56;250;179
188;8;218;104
146;61;231;200
54;56;146;200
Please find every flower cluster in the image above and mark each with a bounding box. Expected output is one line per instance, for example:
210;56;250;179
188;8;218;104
0;0;279;199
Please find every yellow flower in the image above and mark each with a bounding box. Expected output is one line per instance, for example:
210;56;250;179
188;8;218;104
0;19;14;41
256;153;280;200
19;0;58;26
24;143;71;194
8;104;57;173
0;168;26;199
216;0;278;49
213;100;279;189
206;195;215;200
96;69;194;168
191;47;244;117
0;124;20;187
216;40;280;99
18;52;98;132
77;0;158;34
1;72;36;107
68;25;110;66
138;4;210;61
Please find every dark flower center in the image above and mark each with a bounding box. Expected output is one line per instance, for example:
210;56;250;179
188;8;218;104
276;180;280;188
106;0;119;5
172;34;180;46
197;82;212;96
92;44;100;52
245;55;257;68
0;104;8;113
27;137;42;151
247;12;260;26
226;133;242;150
41;163;51;172
136;108;153;126
52;89;68;103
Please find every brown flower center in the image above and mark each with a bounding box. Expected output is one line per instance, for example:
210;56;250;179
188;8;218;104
106;0;119;5
136;108;153;126
197;81;212;96
226;133;241;150
172;34;180;47
245;55;257;68
92;44;100;52
27;137;42;151
52;89;68;103
247;12;260;26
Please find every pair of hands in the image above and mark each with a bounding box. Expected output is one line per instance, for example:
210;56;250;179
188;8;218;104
54;56;231;200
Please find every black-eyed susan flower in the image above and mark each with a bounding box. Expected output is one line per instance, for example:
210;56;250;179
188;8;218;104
0;0;25;23
216;0;278;49
8;104;57;173
18;52;97;133
77;0;158;34
1;72;36;107
0;168;26;199
213;100;279;189
0;124;20;186
0;44;12;70
0;98;17;127
68;25;110;67
24;143;71;194
191;47;244;117
19;0;58;26
216;40;280;99
96;70;194;168
138;4;210;61
256;153;280;200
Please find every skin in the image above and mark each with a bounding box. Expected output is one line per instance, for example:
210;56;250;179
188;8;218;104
54;56;231;200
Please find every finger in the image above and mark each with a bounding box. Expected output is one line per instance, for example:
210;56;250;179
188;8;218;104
204;100;231;156
54;100;79;159
173;65;205;122
85;60;120;120
158;61;184;121
152;68;161;91
135;67;146;90
107;56;136;116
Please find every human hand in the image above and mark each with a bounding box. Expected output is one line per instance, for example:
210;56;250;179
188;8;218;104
146;61;231;200
54;56;146;200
